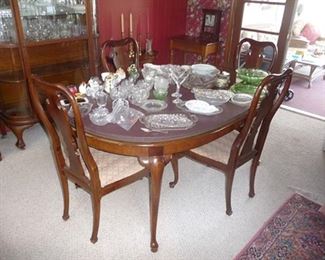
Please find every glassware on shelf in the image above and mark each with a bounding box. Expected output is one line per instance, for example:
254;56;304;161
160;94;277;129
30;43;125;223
0;9;17;43
17;0;87;42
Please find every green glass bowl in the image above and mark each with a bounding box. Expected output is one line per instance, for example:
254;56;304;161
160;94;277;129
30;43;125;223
236;68;268;85
230;82;267;98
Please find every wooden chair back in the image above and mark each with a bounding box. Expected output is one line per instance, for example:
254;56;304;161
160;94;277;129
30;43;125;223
29;75;99;191
235;38;278;72
231;68;293;169
101;37;139;73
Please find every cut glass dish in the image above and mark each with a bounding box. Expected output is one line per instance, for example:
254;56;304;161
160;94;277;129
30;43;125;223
140;113;197;131
192;89;234;106
140;99;168;113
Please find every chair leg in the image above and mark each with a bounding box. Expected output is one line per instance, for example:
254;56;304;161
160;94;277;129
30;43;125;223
249;158;260;198
225;170;235;216
90;194;101;244
169;156;179;188
59;175;70;221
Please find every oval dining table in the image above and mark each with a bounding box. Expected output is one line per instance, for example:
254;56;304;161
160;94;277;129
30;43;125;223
82;87;248;252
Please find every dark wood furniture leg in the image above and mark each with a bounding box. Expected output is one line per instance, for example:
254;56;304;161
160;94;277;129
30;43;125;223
0;119;6;137
0;119;6;161
141;155;170;252
169;155;179;188
0;114;37;149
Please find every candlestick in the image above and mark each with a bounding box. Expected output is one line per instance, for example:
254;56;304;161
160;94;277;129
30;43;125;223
121;13;124;36
130;13;133;34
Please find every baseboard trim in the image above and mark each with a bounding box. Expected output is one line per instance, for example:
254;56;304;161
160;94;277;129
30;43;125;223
281;105;325;121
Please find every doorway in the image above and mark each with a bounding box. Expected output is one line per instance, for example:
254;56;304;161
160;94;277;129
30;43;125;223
225;0;297;73
281;0;325;120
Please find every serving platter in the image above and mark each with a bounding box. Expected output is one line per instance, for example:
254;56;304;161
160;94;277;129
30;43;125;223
140;113;197;131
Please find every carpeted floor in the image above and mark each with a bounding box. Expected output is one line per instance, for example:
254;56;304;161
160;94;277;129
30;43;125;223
0;109;324;260
234;193;325;259
282;76;325;119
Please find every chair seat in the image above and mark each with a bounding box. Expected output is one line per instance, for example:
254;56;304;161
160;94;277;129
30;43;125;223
190;131;238;164
87;148;145;187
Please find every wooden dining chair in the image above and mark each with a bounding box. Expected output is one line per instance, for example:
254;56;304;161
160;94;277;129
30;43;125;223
28;75;149;243
170;68;293;216
235;37;278;72
101;37;139;73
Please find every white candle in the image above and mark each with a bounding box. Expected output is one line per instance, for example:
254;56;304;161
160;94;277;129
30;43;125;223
121;13;124;34
130;13;133;34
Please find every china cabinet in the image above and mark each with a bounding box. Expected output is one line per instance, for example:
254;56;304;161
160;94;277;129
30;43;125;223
0;0;98;148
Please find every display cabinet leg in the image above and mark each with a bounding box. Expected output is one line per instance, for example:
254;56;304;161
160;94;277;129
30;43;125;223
12;127;26;149
0;120;6;137
9;124;34;150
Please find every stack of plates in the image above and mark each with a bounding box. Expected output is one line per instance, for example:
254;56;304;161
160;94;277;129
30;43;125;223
183;64;220;89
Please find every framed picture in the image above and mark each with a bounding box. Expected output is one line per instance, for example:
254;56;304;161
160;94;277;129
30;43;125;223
201;9;222;41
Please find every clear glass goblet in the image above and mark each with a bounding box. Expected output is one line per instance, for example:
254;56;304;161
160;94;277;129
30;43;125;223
95;86;108;114
169;65;191;104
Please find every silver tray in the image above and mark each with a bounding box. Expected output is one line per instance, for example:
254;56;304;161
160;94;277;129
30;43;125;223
139;113;197;131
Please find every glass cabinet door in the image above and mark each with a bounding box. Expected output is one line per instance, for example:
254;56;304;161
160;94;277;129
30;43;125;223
18;0;87;42
0;0;17;43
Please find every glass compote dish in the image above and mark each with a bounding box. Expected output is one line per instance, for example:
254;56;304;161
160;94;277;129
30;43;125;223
169;65;191;104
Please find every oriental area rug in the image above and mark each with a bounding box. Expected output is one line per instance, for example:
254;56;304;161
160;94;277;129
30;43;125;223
234;193;325;260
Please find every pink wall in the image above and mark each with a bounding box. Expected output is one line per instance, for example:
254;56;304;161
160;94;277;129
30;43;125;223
97;0;232;65
97;0;153;48
152;0;188;63
97;0;187;64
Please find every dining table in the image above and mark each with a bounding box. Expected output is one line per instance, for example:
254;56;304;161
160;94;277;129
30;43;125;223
82;85;248;252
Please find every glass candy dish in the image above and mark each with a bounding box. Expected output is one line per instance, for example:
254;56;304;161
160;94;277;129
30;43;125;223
89;107;110;126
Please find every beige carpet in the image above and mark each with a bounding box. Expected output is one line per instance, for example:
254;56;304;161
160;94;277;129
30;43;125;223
0;109;324;260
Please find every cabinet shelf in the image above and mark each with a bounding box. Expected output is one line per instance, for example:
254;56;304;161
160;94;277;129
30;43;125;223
0;70;24;84
24;35;88;47
0;42;19;48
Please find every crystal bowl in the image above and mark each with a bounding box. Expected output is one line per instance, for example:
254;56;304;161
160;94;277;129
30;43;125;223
193;88;234;106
